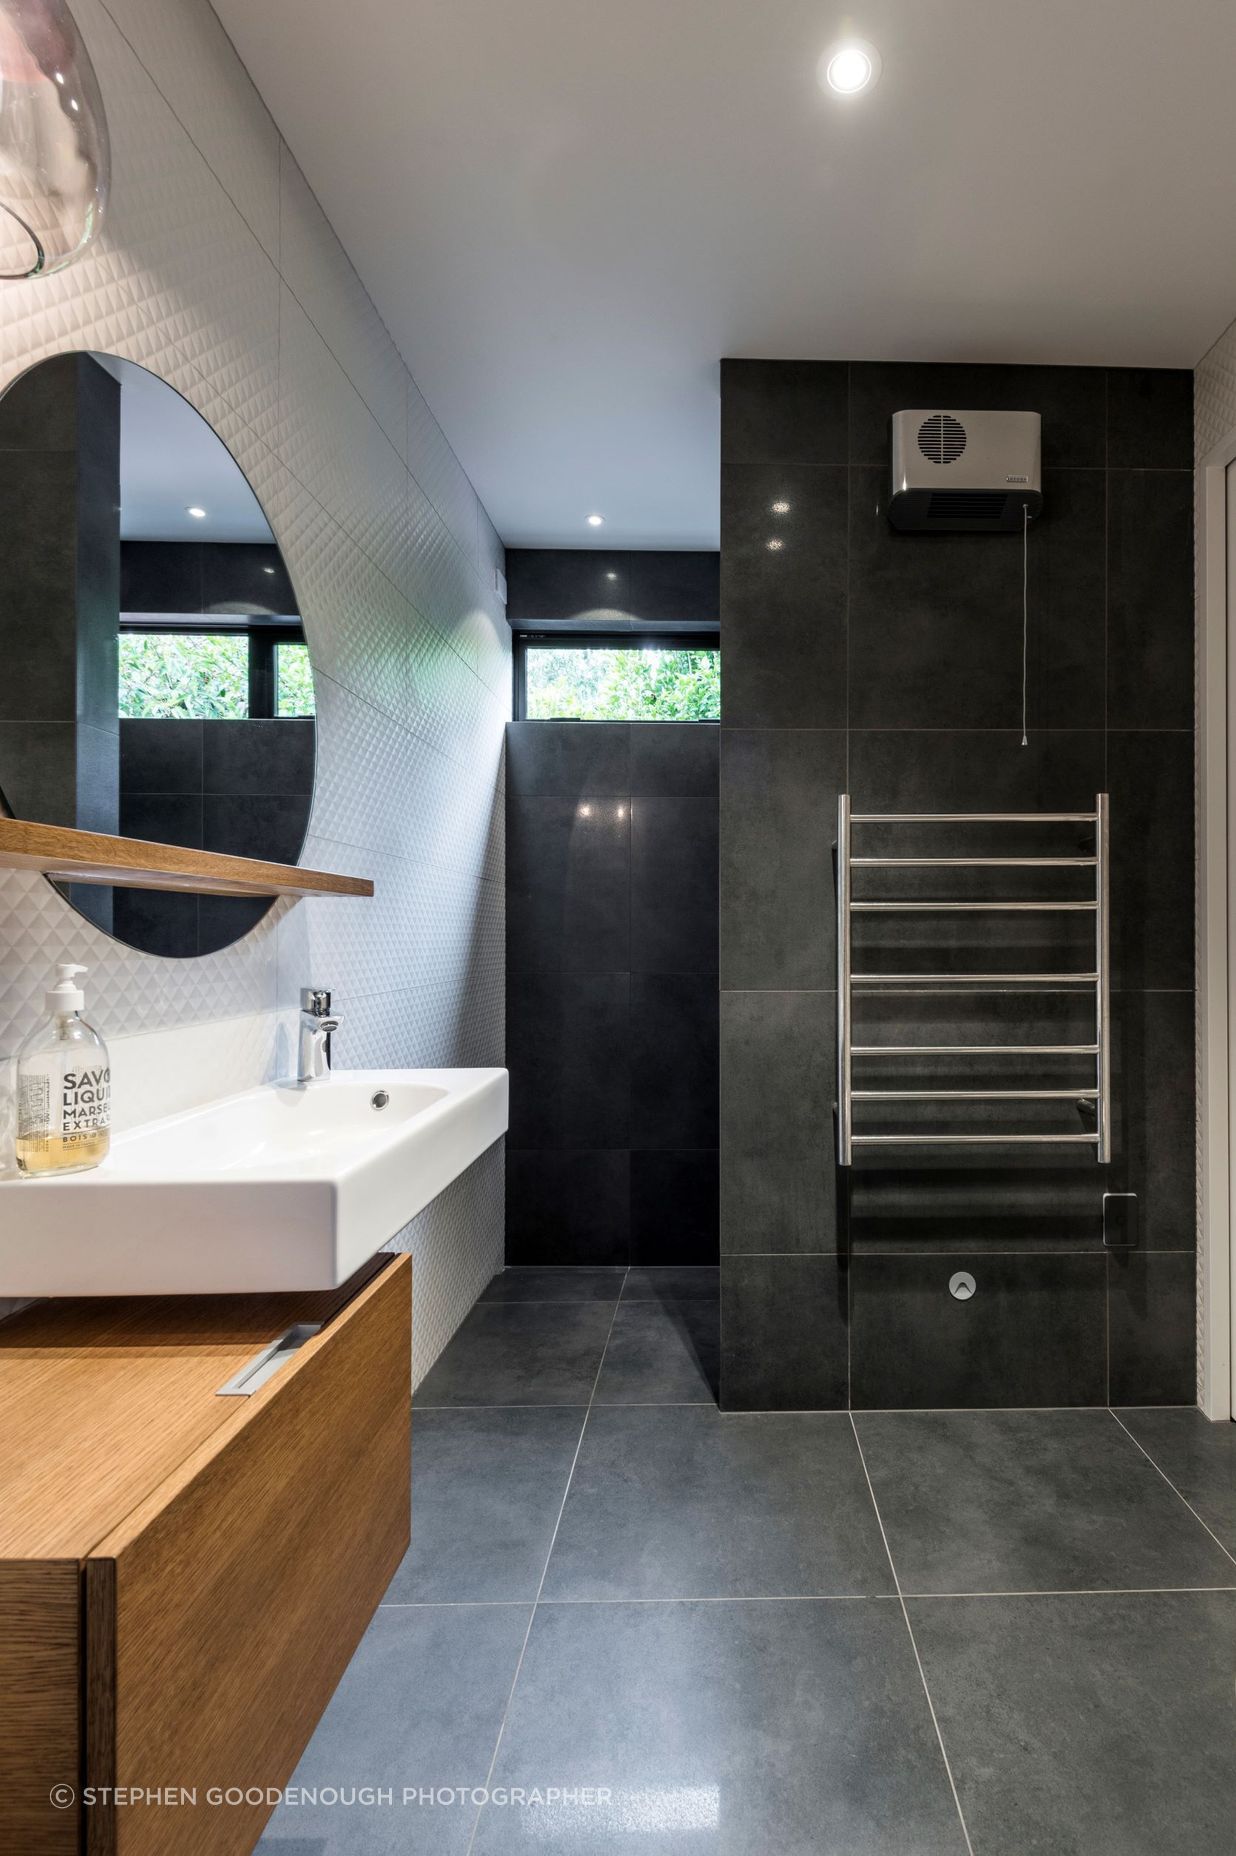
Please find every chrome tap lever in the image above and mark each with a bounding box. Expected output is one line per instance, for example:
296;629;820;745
298;987;340;1083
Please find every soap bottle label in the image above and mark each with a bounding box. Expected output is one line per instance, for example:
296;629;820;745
16;1063;111;1172
16;1071;50;1139
62;1064;111;1134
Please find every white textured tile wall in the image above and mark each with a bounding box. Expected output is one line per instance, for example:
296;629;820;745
0;0;509;1377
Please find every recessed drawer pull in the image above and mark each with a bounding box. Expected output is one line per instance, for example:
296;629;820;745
216;1322;322;1397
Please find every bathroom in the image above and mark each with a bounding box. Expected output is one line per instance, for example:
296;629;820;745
0;2;1232;1851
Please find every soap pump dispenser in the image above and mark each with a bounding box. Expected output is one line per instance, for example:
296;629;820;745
15;964;111;1177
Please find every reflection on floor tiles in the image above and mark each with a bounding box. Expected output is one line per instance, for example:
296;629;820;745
593;1298;719;1404
480;1266;628;1303
541;1406;895;1600
620;1265;721;1302
414;1299;615;1405
257;1604;531;1856
270;1273;1236;1854
472;1599;967;1855
385;1407;584;1603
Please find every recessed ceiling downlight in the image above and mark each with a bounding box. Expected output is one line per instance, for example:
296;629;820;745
185;505;207;519
586;512;604;527
820;39;881;96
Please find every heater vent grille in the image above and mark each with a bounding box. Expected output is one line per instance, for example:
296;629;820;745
918;412;967;465
926;490;1008;522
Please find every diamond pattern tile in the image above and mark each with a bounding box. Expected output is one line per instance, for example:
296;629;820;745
0;868;280;1062
280;149;408;461
479;505;507;592
406;473;489;667
101;0;281;259
407;373;480;561
1196;323;1236;460
0;0;510;1359
389;1138;506;1387
276;287;409;592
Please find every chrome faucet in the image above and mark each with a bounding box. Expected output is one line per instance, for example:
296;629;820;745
298;987;340;1083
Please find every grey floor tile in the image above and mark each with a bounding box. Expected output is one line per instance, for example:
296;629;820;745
416;1302;615;1406
1116;1406;1236;1555
910;1591;1236;1856
471;1598;967;1855
855;1410;1236;1594
542;1407;894;1599
621;1266;720;1301
481;1266;628;1303
593;1299;719;1404
385;1409;585;1603
257;1603;531;1856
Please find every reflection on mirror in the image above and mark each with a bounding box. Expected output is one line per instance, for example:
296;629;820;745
0;352;316;958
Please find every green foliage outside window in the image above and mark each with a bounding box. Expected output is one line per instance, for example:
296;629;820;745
118;632;316;720
525;646;720;721
118;632;248;719
276;641;316;716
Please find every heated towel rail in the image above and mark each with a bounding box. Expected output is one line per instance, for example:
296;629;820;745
836;793;1111;1165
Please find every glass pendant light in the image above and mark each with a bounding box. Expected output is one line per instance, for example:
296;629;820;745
0;0;109;277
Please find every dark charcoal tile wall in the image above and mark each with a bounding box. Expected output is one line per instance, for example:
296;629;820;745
720;359;1195;1411
506;721;718;1266
505;550;719;630
115;717;314;956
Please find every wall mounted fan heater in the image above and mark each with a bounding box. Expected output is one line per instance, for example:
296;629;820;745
889;409;1042;532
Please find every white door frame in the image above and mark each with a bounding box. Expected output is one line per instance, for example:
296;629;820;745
1198;431;1236;1419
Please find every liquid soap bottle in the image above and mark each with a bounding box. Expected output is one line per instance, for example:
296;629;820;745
15;964;111;1176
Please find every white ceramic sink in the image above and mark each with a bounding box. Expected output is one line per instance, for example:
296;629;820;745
0;1067;508;1294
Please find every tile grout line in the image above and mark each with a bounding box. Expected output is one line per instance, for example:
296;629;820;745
463;1272;628;1855
379;1583;1236;1609
415;1399;1201;1414
1107;1409;1236;1569
899;1584;1236;1599
848;1415;976;1856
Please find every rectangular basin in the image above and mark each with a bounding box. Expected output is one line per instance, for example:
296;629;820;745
0;1067;508;1294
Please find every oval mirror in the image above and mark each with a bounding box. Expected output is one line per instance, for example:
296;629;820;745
0;352;315;957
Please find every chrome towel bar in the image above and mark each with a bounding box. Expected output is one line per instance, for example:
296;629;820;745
850;810;1098;823
851;856;1097;867
851;1088;1100;1101
836;793;1111;1165
850;1132;1101;1147
850;899;1098;912
850;971;1100;985
850;1043;1099;1056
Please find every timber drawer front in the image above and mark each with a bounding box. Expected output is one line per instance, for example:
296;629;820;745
0;1252;411;1856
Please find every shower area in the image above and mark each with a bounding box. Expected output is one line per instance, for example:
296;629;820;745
718;358;1196;1412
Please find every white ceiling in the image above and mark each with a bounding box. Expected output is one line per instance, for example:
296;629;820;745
213;0;1236;548
100;355;274;541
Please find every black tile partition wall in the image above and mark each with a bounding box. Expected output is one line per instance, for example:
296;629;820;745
506;550;719;630
115;717;314;956
719;359;1195;1411
506;721;719;1266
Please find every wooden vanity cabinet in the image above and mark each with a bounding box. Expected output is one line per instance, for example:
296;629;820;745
0;1253;411;1856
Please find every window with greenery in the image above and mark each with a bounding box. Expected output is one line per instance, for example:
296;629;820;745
119;632;249;719
521;641;720;721
118;627;316;720
275;641;316;717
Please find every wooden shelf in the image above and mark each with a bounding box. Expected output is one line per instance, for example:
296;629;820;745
0;816;373;900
